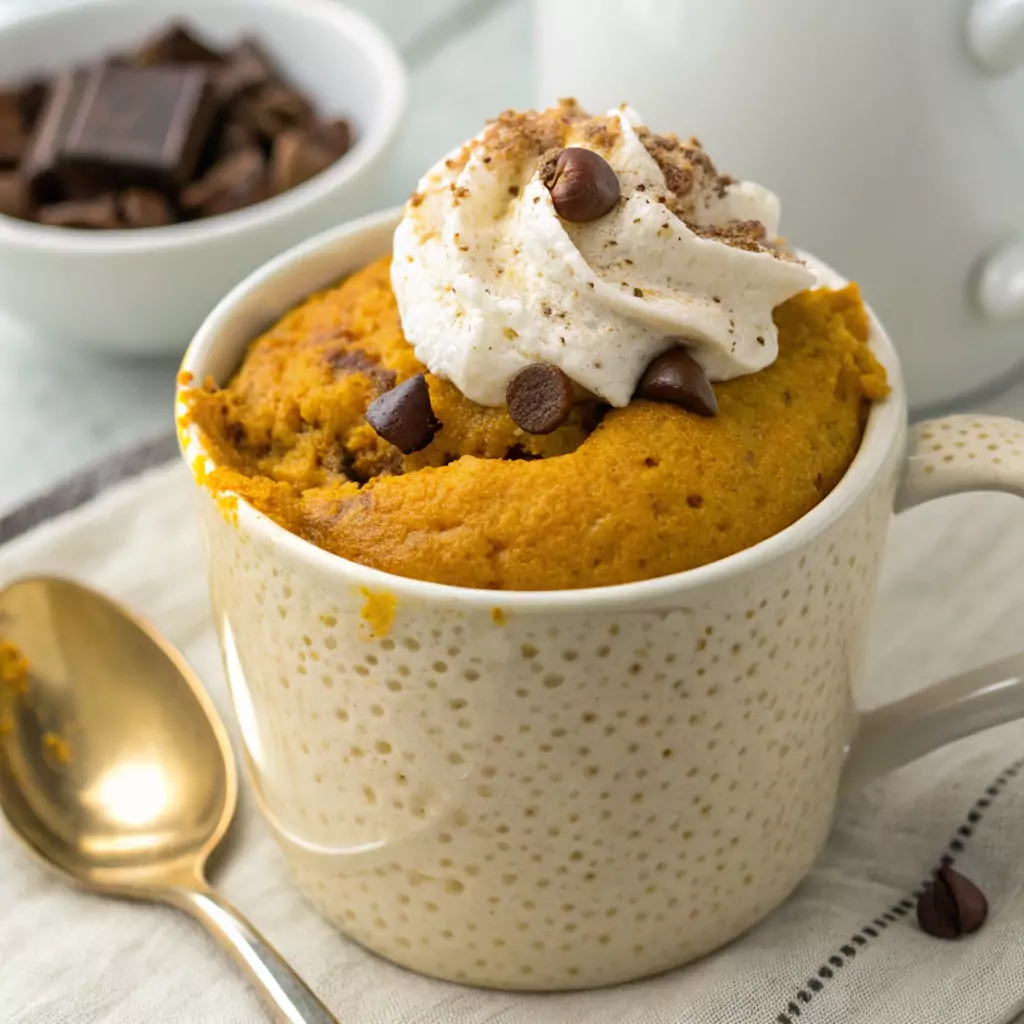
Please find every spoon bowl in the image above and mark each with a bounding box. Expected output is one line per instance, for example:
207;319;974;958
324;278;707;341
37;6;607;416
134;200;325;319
0;576;234;890
0;576;338;1024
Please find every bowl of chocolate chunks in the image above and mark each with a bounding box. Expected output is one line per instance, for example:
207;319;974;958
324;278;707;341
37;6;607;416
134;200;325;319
0;0;405;356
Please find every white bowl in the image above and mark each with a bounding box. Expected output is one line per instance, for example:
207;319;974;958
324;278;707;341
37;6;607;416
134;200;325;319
0;0;406;357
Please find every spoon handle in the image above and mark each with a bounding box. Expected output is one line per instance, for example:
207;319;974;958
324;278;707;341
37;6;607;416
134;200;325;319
170;886;340;1024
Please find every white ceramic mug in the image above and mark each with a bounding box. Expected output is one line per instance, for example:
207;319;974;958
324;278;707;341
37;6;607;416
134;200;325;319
535;0;1024;412
177;209;1024;991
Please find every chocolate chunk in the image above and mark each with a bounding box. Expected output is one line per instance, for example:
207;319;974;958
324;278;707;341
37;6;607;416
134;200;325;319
18;80;49;131
37;193;119;229
270;119;351;194
917;865;988;939
21;69;92;202
215;38;278;103
181;145;266;217
216;119;261;157
234;82;314;140
132;23;224;66
0;171;28;218
547;147;620;222
61;64;218;194
506;363;574;434
118;187;173;227
366;374;441;454
635;347;718;417
0;91;27;166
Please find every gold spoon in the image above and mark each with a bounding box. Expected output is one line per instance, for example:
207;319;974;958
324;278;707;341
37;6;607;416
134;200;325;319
0;576;339;1024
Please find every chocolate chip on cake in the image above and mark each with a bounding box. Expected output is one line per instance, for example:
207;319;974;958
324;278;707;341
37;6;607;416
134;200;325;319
916;865;988;939
635;347;718;417
547;147;620;222
366;374;442;454
506;363;574;434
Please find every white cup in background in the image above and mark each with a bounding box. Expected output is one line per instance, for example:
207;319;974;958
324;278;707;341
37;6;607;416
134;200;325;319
535;0;1024;413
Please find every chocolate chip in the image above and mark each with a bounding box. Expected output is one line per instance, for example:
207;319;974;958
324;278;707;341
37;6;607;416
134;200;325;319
635;347;718;417
0;171;28;218
270;119;351;194
37;193;119;229
506;363;574;434
366;374;441;454
547;147;620;222
917;865;988;939
181;145;267;217
118;187;173;227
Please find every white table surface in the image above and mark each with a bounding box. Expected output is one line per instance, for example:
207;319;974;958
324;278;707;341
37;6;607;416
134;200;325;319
3;0;1024;516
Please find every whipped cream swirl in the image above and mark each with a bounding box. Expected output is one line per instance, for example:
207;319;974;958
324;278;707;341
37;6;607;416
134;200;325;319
392;102;814;408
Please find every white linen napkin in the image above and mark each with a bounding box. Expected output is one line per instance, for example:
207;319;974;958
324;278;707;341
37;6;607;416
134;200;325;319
2;462;1023;1024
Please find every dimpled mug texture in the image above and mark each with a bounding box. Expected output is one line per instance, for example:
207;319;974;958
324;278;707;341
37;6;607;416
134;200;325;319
201;428;898;990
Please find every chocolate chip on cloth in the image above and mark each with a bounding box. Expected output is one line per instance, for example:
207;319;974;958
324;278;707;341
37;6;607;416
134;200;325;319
366;374;442;454
546;147;620;222
635;347;718;417
506;363;575;434
916;865;988;939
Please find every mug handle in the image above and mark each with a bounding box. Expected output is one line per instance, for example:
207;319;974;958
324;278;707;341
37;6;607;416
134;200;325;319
842;414;1024;791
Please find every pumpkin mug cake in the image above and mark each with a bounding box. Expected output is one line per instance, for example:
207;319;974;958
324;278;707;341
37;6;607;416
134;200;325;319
185;100;887;590
176;103;917;992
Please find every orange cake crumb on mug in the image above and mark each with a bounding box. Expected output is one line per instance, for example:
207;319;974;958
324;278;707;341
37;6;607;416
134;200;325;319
186;254;887;591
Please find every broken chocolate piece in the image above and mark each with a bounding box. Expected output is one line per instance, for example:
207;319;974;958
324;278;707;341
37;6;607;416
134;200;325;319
234;82;314;139
0;171;28;218
18;80;49;131
270;119;351;194
181;145;266;217
215;38;278;103
118;187;173;227
21;69;92;202
917;865;988;939
366;374;441;454
37;193;119;229
506;363;574;434
635;347;718;417
216;119;261;157
547;147;620;222
0;91;27;166
132;23;224;66
61;64;218;194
